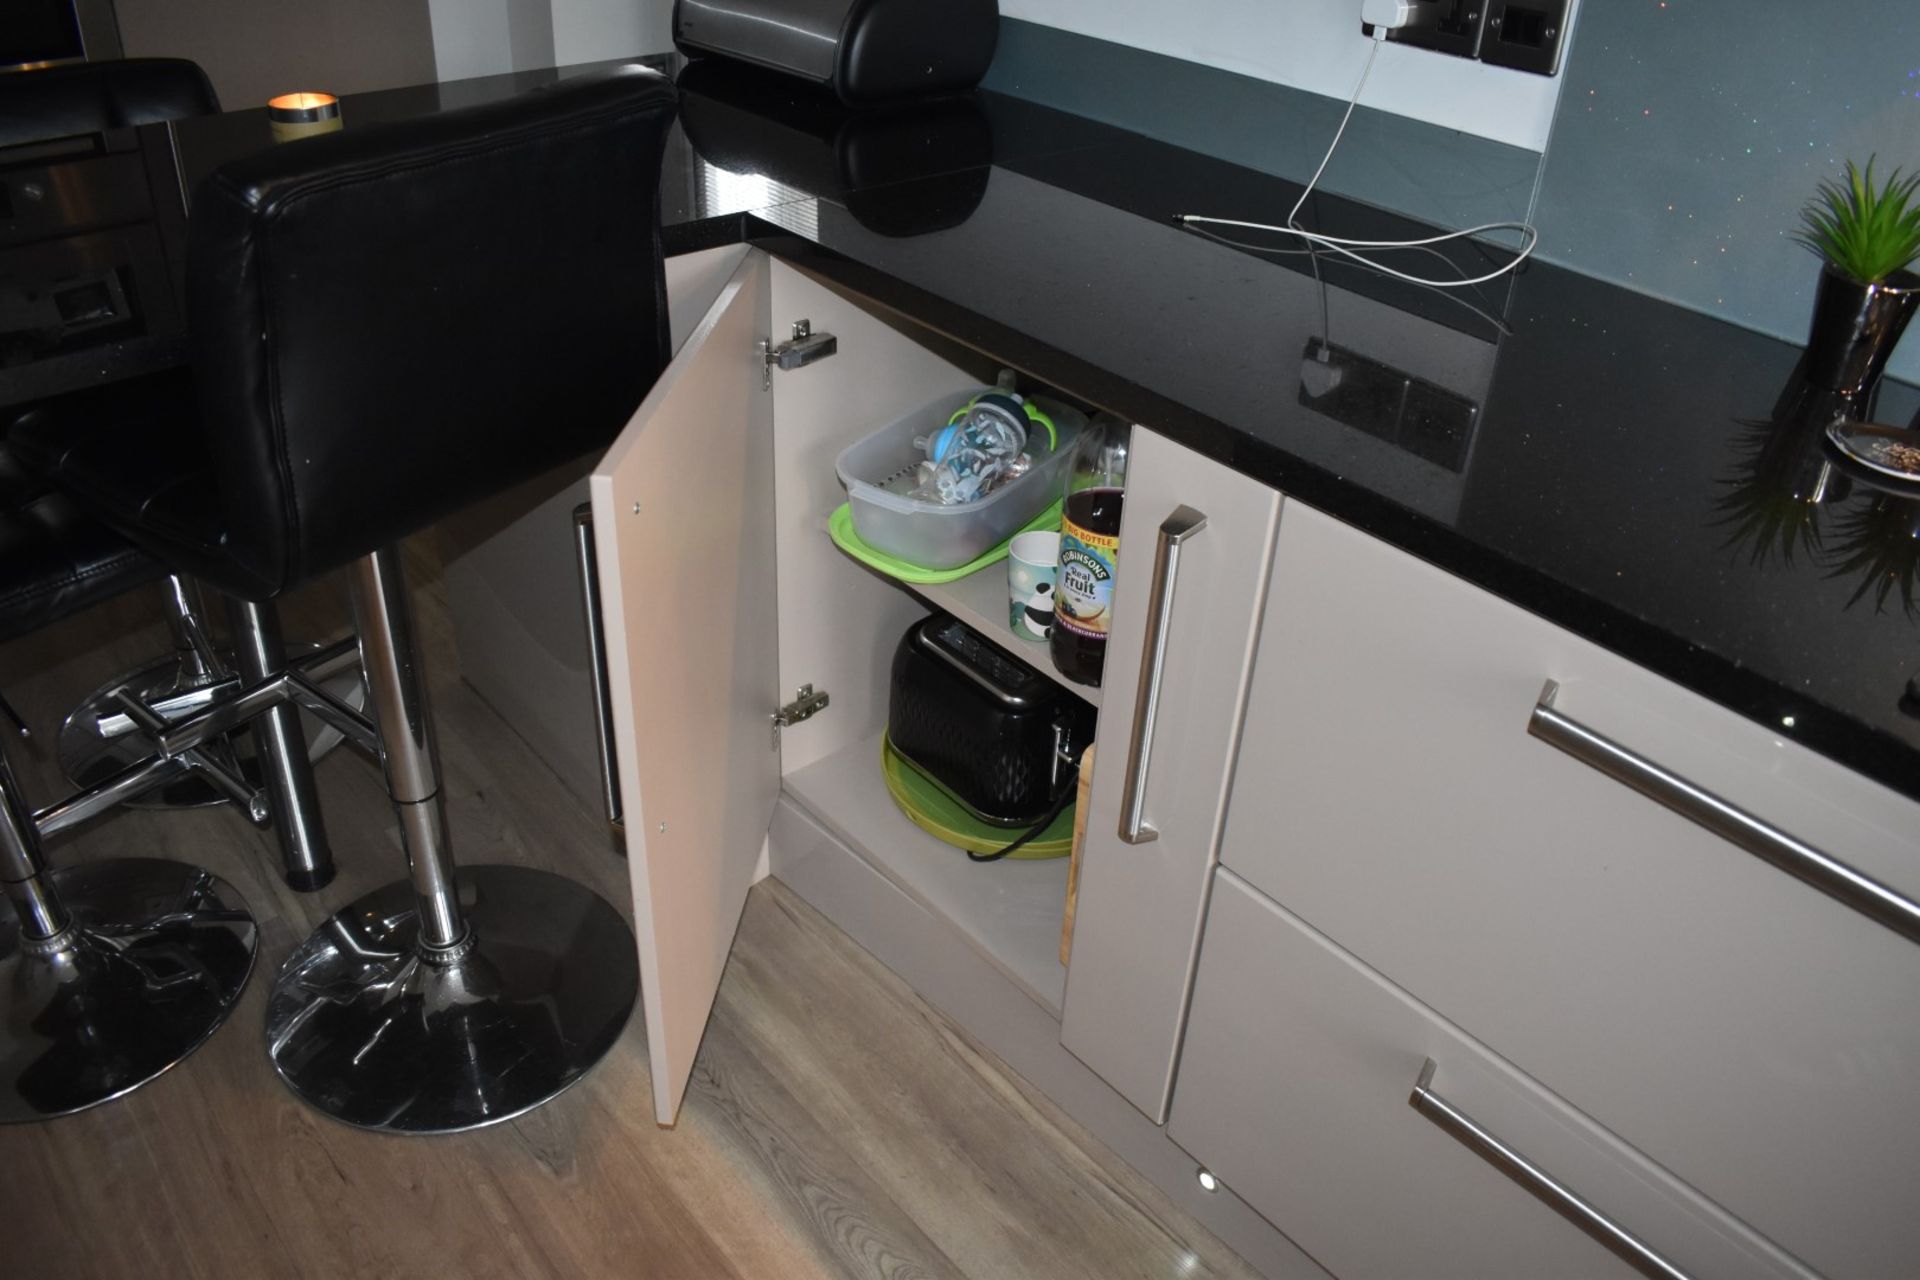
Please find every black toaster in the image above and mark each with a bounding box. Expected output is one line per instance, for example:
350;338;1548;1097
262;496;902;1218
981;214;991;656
888;614;1095;828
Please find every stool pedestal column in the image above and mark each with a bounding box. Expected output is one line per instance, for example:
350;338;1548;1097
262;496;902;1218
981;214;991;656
228;598;336;890
0;753;69;941
347;547;464;948
264;545;636;1134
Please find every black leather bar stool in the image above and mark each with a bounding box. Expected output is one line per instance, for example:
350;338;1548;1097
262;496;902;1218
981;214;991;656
3;56;349;885
0;438;162;733
20;66;675;1132
0;440;257;1122
1;56;219;751
0;57;219;146
0;57;285;1122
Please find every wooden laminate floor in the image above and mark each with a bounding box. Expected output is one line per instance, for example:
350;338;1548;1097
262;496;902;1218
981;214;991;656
0;550;1261;1280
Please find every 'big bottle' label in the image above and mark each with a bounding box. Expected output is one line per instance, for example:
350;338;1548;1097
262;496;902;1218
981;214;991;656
1056;519;1119;638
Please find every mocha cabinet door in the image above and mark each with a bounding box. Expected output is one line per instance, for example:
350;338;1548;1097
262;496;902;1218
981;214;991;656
589;250;782;1127
1059;427;1281;1123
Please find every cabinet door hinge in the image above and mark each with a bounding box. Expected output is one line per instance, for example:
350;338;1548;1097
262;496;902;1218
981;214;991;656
771;683;830;748
760;319;837;389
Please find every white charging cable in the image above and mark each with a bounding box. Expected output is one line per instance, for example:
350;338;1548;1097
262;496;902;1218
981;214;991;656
1175;27;1540;290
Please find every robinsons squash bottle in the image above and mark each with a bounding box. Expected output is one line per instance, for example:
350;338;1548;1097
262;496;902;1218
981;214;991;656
1050;415;1128;686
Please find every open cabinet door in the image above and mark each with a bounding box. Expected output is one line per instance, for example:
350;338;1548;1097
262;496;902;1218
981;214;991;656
589;251;778;1126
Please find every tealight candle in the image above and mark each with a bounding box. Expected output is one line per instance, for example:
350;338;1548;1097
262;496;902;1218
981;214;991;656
267;92;342;145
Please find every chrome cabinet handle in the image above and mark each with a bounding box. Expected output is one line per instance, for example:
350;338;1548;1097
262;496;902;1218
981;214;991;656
1529;680;1920;946
573;503;624;833
1410;1059;1692;1280
1118;506;1208;844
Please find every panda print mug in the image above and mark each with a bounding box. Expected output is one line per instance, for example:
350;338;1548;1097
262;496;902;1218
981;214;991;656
1008;531;1061;641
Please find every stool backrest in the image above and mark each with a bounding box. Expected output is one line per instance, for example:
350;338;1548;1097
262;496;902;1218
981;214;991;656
0;57;218;145
187;66;676;596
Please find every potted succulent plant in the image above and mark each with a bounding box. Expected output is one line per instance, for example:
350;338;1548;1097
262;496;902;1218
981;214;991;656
1795;158;1920;393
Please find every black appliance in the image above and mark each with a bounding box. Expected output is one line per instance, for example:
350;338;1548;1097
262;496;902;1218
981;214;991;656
673;0;998;106
888;613;1094;828
677;59;992;236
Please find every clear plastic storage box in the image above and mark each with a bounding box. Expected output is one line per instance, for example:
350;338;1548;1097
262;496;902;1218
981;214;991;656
835;391;1085;571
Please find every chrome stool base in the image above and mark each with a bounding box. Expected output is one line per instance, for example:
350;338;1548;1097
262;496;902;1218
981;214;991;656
265;864;636;1135
58;647;362;811
0;858;257;1122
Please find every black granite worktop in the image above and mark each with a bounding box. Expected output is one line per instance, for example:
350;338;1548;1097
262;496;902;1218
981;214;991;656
665;61;1920;805
10;55;1919;801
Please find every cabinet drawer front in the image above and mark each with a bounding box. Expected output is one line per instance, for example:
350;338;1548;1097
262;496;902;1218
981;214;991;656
1225;501;1920;1278
1059;428;1281;1122
1171;874;1804;1280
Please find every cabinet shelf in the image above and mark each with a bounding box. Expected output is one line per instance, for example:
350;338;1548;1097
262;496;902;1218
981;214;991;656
784;730;1070;1017
829;539;1104;710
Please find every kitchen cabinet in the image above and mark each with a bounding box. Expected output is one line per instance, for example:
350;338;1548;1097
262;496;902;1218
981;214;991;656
1175;498;1920;1278
441;239;1312;1273
593;248;977;1124
584;247;1271;1131
1056;429;1280;1123
582;245;1327;1279
559;240;1920;1279
1170;871;1805;1280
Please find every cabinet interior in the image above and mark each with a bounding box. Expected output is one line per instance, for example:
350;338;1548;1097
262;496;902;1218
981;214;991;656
765;259;1100;1017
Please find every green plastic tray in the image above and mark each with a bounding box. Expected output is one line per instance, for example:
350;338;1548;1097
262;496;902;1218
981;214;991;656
880;734;1073;860
829;500;1062;585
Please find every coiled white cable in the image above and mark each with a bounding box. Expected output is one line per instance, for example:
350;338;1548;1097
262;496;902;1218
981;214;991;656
1175;37;1539;290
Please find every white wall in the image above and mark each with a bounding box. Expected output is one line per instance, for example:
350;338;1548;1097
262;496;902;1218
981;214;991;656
430;0;668;80
116;0;437;109
1000;0;1571;151
429;0;560;80
426;0;1562;153
431;0;514;81
551;0;669;66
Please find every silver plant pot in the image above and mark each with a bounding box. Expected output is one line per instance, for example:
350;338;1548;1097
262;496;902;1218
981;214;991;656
1804;264;1920;394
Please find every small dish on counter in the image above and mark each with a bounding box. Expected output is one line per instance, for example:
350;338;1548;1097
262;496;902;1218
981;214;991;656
1826;419;1920;486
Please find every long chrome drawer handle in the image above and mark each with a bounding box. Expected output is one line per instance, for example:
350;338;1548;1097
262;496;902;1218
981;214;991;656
1529;680;1920;946
1118;505;1208;845
573;503;624;834
1410;1059;1692;1280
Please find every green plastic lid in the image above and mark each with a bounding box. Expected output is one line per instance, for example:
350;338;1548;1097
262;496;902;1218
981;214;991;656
828;500;1062;585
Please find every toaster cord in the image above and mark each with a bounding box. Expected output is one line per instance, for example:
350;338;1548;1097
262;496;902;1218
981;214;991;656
968;775;1078;863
